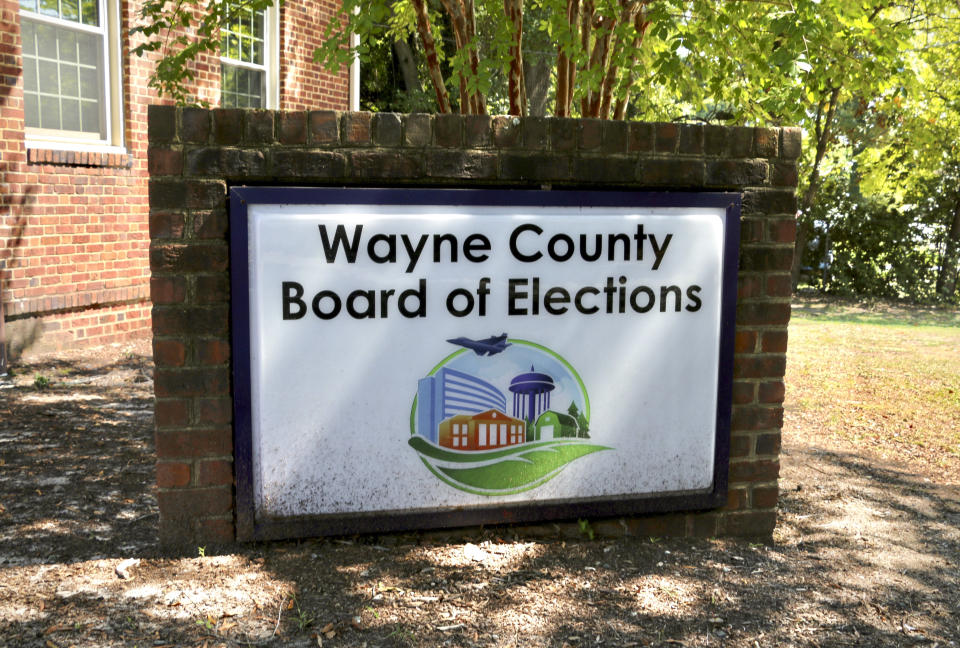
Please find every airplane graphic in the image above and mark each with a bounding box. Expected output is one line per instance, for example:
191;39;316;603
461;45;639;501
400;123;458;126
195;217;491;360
447;333;511;356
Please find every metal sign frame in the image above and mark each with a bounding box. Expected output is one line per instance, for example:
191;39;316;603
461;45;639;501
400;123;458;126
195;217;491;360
230;187;740;541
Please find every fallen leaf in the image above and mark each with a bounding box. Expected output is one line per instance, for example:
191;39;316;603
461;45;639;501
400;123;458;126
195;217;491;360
320;622;334;633
115;558;141;580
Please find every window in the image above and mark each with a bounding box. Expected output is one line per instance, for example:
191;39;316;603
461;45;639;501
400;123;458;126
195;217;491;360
20;0;122;149
220;1;278;109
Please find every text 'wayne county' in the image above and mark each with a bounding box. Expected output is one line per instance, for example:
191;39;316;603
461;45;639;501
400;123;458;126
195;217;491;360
317;223;674;272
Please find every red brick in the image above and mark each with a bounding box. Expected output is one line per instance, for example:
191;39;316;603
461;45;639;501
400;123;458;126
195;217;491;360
732;405;783;431
197;338;230;365
752;485;779;509
732;381;755;406
152;306;229;337
148;148;183;176
625;514;686;537
730;434;751;458
155;398;190;427
196;517;235;543
737;302;791;326
149;212;186;239
733;355;787;380
768;218;797;243
766;274;793;298
734;330;757;353
756;432;782;456
197;460;233;486
157;462;191;488
761;330;789;353
758;381;785;404
150;276;186;304
153;339;186;367
723;488;748;511
728;459;780;484
195;275;230;303
156;427;232;458
155;367;230;398
687;513;718;537
722;511;776;537
196;398;232;425
158;487;232;519
192;211;228;239
738;275;763;300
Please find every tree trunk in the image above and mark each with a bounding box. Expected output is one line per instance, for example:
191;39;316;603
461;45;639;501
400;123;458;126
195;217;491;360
791;87;841;289
612;10;649;120
392;39;421;93
524;56;552;116
936;200;960;300
504;0;525;115
410;0;451;113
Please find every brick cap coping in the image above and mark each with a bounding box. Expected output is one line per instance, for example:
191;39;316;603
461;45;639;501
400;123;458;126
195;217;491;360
27;148;133;169
3;284;150;320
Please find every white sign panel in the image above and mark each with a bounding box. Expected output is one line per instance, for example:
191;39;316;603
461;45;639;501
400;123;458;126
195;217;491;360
231;188;739;539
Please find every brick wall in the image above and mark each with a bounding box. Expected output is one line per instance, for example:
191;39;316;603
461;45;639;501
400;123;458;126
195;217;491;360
280;0;351;111
0;0;347;356
147;107;799;545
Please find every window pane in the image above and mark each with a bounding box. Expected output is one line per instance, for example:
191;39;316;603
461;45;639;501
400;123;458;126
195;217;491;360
59;30;78;63
80;0;98;25
39;60;59;93
19;0;38;12
80;99;99;132
61;98;81;130
227;33;239;59
60;63;79;96
21;21;36;56
36;22;56;51
24;65;38;92
24;92;40;127
77;31;98;66
62;0;79;21
40;95;60;128
38;0;58;17
79;66;99;100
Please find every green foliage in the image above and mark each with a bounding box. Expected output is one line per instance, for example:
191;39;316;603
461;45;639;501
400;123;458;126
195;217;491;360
801;173;942;300
577;518;594;540
33;374;50;390
131;0;277;105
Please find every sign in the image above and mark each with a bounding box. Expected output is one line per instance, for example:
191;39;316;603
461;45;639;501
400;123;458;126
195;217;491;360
230;188;740;540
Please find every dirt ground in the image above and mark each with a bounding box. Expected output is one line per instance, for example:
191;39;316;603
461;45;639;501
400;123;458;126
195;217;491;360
0;336;958;648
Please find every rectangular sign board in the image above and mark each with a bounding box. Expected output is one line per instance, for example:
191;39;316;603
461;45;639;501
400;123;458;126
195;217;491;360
230;188;740;540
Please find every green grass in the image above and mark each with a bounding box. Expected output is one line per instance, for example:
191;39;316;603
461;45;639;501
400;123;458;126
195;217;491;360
785;297;960;480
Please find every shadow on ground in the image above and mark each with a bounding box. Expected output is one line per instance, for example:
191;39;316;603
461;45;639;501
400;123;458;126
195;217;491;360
0;348;957;647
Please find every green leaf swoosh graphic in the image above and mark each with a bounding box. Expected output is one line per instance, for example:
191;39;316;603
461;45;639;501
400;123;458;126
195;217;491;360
408;437;611;493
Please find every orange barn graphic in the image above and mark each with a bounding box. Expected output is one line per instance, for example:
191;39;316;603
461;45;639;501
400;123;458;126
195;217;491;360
437;409;527;451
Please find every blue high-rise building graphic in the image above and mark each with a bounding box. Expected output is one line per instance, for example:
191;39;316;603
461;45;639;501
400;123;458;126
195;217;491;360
417;368;507;443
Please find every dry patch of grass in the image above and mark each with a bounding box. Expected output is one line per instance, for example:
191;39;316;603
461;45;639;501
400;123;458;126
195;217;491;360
785;296;960;484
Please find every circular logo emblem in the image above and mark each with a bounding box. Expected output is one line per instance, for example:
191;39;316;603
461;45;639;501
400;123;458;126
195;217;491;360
409;337;610;495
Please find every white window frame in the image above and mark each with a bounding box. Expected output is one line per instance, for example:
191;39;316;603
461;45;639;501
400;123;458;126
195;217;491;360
219;1;279;109
21;0;125;153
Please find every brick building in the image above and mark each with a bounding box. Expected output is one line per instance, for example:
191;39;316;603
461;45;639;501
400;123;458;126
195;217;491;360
0;0;351;357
